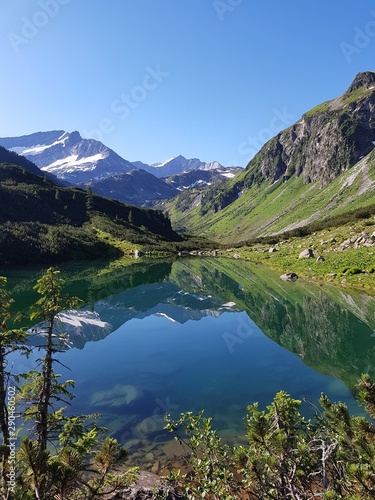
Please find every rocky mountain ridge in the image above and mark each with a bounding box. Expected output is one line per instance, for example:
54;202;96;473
0;132;238;206
164;164;240;191
245;71;375;189
132;155;235;178
0;144;65;185
167;71;375;242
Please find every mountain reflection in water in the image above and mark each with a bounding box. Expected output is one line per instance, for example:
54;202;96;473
5;257;375;471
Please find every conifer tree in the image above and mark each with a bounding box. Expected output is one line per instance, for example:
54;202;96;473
27;268;81;451
0;278;29;494
12;268;137;499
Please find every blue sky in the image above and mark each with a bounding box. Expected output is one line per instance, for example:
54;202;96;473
0;1;374;167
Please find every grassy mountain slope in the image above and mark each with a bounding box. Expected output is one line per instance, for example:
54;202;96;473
0;164;182;265
170;148;375;242
167;71;375;243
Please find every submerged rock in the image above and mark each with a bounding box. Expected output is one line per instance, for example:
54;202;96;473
91;384;143;408
135;415;165;438
123;438;142;453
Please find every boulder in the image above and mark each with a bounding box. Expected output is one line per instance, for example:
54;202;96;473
299;248;314;259
280;272;298;282
120;471;179;499
316;256;325;262
340;239;351;248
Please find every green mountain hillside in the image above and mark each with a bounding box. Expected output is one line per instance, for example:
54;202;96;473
0;145;44;177
0;164;182;265
0;144;66;185
167;71;375;243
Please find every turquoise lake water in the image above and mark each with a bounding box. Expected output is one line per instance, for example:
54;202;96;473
4;257;375;469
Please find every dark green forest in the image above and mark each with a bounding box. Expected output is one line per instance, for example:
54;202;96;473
0;163;182;265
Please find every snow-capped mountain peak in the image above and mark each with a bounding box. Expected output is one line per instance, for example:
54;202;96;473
0;129;242;203
0;131;134;184
132;155;241;183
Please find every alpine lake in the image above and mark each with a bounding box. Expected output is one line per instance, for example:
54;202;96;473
3;256;375;473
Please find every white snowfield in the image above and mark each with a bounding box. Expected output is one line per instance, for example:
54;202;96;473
43;153;107;173
10;132;70;156
152;156;175;167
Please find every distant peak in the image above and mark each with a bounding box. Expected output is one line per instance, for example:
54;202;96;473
347;71;375;93
56;131;82;145
152;156;175;167
69;130;82;142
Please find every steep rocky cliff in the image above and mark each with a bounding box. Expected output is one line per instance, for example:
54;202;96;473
244;71;375;188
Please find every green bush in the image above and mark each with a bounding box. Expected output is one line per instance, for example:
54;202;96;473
166;376;375;499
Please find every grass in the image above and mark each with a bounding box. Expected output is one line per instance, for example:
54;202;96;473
342;85;375;105
231;219;375;292
304;100;330;116
168;149;375;245
91;226;140;255
303;85;374;118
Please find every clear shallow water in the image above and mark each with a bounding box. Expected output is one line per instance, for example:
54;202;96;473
4;257;375;470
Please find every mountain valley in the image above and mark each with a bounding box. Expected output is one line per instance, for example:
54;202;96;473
1;71;375;275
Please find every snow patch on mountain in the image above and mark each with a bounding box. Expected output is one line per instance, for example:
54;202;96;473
0;131;134;183
45;153;108;174
10;144;46;155
152;156;175;167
